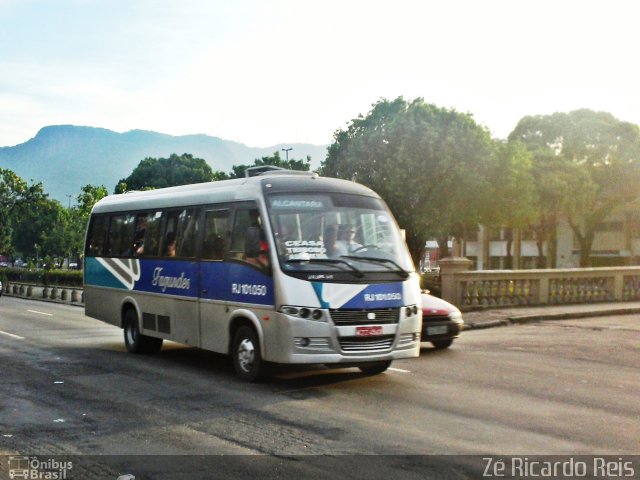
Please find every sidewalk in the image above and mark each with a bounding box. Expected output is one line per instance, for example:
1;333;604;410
462;301;640;330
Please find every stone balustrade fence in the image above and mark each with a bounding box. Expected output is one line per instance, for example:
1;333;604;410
439;257;640;310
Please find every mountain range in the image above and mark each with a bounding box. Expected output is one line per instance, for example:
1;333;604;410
0;125;328;203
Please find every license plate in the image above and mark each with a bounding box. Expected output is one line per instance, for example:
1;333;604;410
426;325;448;336
356;326;383;336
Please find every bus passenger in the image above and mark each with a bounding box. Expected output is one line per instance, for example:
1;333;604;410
164;232;177;257
133;215;148;256
245;211;269;268
335;224;361;255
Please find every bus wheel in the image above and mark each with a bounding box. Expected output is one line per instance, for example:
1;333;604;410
232;325;265;382
358;360;392;375
431;339;453;350
123;309;163;354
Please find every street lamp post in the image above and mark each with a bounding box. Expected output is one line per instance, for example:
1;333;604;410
281;147;292;162
66;194;72;209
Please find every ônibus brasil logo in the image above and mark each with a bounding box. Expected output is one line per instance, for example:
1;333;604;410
8;456;72;480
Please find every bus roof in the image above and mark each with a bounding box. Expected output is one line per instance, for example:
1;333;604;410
90;172;379;214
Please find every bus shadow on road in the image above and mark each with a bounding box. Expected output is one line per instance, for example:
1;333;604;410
139;343;368;387
91;338;413;389
157;344;391;390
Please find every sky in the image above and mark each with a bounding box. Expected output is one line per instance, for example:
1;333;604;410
1;0;639;148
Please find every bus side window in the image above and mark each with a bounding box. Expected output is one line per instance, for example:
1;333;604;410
163;211;179;257
202;210;229;260
132;213;148;256
177;208;198;257
141;211;163;257
87;216;108;256
162;208;198;258
229;209;252;260
106;214;135;257
230;208;269;267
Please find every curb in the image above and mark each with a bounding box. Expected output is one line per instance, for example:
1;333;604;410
464;319;510;330
464;307;640;330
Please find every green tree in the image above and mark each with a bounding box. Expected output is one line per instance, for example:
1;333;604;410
40;202;70;259
321;97;495;265
0;168;29;254
483;141;539;268
509;109;640;267
12;181;61;259
527;151;594;267
115;153;215;192
0;169;65;260
1;173;105;264
34;185;108;266
77;184;108;218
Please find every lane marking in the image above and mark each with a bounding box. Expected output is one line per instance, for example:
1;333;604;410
0;330;25;340
389;367;411;373
27;310;53;317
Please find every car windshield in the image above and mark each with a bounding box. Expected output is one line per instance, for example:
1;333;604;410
267;192;413;275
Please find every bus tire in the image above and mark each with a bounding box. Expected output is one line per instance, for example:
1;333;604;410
123;309;163;354
431;339;453;350
232;325;265;382
358;360;392;375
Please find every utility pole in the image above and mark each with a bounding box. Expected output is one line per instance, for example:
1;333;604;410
281;147;292;162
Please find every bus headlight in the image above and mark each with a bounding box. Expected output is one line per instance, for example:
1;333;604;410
280;306;327;322
405;305;419;317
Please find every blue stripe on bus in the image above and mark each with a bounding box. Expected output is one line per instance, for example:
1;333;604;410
85;257;274;306
85;257;131;290
312;281;405;309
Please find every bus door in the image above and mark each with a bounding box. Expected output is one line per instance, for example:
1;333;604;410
199;208;231;352
199;205;275;353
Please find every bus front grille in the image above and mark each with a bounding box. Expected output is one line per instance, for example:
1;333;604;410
339;335;395;352
329;308;400;326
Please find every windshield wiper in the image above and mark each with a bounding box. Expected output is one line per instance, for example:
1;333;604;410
341;256;411;279
285;258;364;278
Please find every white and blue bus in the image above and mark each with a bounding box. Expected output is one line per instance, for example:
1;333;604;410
84;169;422;381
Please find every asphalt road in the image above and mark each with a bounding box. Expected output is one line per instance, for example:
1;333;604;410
1;296;639;479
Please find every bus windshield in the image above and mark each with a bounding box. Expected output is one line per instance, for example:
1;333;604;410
267;192;413;274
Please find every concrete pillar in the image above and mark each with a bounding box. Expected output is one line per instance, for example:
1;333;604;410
450;239;462;257
440;257;473;304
